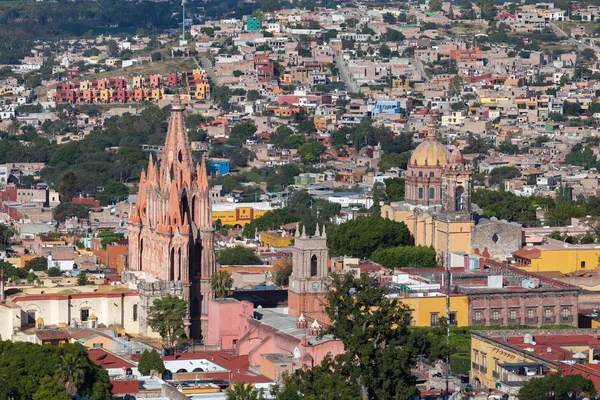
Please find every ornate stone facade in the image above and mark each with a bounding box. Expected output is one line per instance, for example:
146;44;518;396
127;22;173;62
126;99;216;340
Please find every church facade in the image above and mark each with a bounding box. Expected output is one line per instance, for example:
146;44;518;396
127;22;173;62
381;117;473;263
126;99;216;340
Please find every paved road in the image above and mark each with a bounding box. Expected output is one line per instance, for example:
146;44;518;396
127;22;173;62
549;22;594;51
333;52;360;93
412;56;430;82
198;54;222;85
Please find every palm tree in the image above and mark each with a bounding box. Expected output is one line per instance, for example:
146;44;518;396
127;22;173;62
56;353;86;395
211;270;233;299
225;383;263;400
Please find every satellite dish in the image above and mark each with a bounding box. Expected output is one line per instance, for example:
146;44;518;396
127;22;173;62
531;340;536;346
547;347;552;353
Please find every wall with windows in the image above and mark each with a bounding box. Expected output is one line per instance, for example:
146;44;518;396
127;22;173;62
400;295;469;327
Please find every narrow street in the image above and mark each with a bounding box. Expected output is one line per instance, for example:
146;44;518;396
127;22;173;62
198;55;222;85
334;52;360;93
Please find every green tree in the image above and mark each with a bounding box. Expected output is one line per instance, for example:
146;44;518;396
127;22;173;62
137;349;165;376
449;74;464;96
48;267;62;277
371;245;437;268
247;90;261;101
385;178;405;202
25;257;48;271
226;382;264;400
489;166;521;185
331;216;411;259
298;140;325;164
378;152;410;171
58;170;80;203
519;373;596;400
383;12;396;23
217;246;262;265
77;271;89;286
56;353;86;395
228;121;257;147
273;260;293;287
147;294;188;348
0;224;14;248
52;203;91;223
211;270;234;298
279;273;418;399
106;40;120;58
99;180;129;206
33;375;71;400
429;0;443;12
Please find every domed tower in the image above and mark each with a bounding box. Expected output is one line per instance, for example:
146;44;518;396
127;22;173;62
442;143;472;214
405;117;450;208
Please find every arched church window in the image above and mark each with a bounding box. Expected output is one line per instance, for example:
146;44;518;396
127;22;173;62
419;188;424;199
429;188;435;199
418;171;423;177
140;239;144;271
429;172;434;178
133;304;138;322
310;255;318;277
492;233;499;243
170;248;175;281
178;150;183;163
455;186;465;211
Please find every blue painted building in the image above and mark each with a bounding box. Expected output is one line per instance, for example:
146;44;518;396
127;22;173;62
208;159;230;176
371;100;402;118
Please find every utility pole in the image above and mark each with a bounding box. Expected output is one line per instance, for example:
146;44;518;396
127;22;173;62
445;219;450;400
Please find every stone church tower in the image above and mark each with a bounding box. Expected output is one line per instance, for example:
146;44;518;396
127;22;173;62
126;98;216;340
288;224;330;321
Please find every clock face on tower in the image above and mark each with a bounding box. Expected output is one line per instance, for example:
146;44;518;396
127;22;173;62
312;282;320;291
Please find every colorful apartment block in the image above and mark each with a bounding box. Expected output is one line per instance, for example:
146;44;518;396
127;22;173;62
52;72;198;104
246;16;261;32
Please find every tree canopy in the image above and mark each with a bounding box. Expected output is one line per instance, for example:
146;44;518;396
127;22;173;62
217;246;262;265
0;341;111;400
147;294;188;348
277;273;419;399
137;349;165;376
330;216;411;259
518;373;596;400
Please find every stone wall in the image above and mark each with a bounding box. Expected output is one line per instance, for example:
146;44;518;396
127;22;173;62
471;218;522;259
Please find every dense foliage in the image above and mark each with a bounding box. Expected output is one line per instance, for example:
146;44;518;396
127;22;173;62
518;373;596;400
0;341;111;400
147;294;188;348
217;246;262;266
330;216;411;259
137;349;165;376
277;273;420;399
371;245;437;268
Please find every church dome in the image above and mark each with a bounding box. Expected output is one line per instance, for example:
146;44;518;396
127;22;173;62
410;134;450;167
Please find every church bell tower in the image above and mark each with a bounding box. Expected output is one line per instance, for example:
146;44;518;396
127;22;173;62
288;224;329;319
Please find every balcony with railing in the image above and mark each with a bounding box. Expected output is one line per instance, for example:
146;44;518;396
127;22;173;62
544;316;555;324
525;317;538;325
472;362;479;371
480;366;487;374
561;316;573;323
508;318;521;325
472;319;486;326
493;371;500;379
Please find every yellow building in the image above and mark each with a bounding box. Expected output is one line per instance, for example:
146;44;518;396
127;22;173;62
512;244;600;274
192;83;211;100
400;294;469;327
381;117;473;258
212;202;274;227
259;230;294;248
469;329;600;393
392;78;411;89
